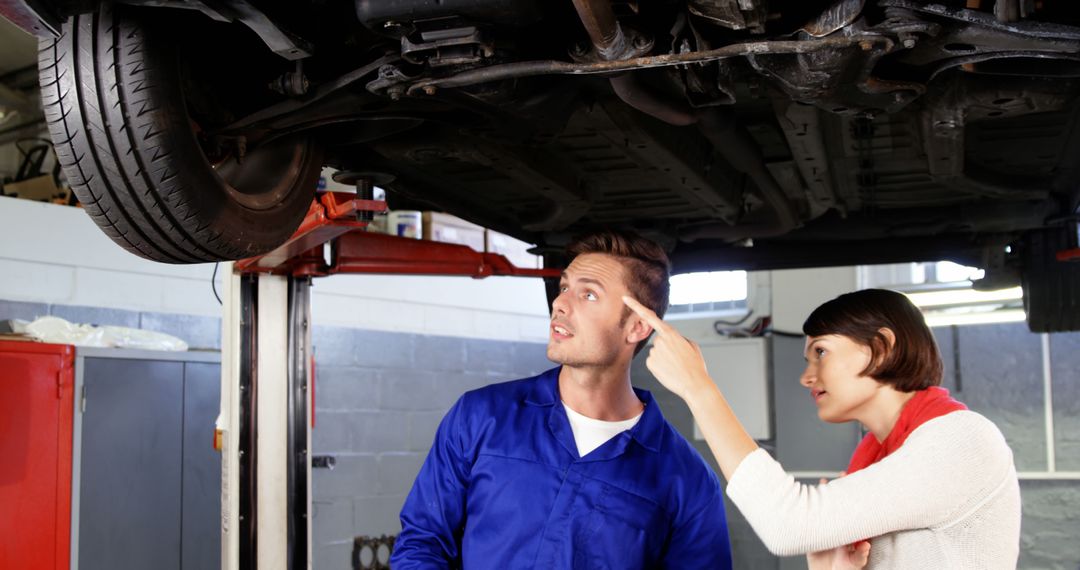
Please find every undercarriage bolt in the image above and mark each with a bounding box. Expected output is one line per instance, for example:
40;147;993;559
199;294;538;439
633;35;651;50
423;85;437;96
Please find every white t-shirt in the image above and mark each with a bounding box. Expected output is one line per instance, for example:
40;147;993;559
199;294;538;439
562;402;643;457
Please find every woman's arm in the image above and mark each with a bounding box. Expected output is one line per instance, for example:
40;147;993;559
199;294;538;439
623;296;758;480
725;415;1011;555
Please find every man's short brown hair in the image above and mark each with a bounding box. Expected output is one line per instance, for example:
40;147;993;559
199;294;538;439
802;288;943;392
566;230;671;354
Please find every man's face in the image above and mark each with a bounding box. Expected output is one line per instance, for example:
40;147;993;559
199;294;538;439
547;253;637;368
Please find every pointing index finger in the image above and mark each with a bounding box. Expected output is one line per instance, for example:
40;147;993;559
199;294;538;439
622;296;667;332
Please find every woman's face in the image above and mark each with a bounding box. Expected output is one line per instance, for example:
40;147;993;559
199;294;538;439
800;334;881;423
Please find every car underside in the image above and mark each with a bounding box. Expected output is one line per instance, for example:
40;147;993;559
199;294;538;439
2;0;1080;330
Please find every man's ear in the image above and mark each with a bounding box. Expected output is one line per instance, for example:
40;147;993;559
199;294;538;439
626;315;654;345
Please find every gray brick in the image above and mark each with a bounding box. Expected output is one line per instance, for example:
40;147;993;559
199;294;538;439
407;411;446;452
313;541;352;570
353;495;406;537
380;369;440;411
350;411;409;453
313;325;363;366
414;335;467;371
1019;480;1080;569
313;327;417;369
316;366;379;411
512;341;554;377
138;311;221;350
958;323;1047;471
313;411;353;453
0;299;49;322
435;372;491;406
1050;331;1080;471
465;338;516;375
932;326;959;391
312;500;353;544
312;454;378;499
49;303;140;328
377;453;425;496
354;329;416;369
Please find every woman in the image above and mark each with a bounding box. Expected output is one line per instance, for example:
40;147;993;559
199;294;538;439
623;289;1021;569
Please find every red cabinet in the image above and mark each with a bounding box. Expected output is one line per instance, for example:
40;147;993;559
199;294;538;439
0;341;75;570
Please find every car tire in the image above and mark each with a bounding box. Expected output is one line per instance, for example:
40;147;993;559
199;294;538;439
38;5;322;263
1021;227;1080;332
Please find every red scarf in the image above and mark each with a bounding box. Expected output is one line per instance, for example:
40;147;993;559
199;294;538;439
846;387;967;474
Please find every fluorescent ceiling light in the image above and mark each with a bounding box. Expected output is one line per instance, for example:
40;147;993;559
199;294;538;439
904;286;1022;308
924;309;1026;327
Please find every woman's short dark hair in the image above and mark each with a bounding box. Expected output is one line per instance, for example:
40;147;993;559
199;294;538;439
802;289;943;391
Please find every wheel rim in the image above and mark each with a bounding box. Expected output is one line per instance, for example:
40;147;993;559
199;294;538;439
212;138;315;211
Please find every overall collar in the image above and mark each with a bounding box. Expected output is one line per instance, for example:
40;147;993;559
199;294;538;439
526;367;664;458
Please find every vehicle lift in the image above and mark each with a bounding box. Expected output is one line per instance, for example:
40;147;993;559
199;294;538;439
215;184;559;570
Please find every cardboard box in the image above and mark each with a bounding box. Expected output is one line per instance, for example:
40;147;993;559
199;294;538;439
4;175;66;202
486;229;541;269
423;211;486;251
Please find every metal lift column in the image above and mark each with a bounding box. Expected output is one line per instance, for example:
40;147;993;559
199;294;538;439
219;268;312;570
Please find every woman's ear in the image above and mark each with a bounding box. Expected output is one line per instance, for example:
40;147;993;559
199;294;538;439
878;327;897;349
871;327;897;369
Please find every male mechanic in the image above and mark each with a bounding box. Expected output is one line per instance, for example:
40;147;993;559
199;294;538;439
391;230;732;569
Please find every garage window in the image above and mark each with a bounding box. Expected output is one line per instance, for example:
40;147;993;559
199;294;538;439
859;262;1022;326
667;270;749;316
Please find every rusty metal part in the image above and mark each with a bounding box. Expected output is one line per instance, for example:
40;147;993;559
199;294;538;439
608;74;698;126
404;35;893;95
571;0;630;60
746;35;923;115
353;535;396;570
881;0;1080;41
800;0;866;38
928;50;1080;82
223;53;399;132
687;0;768;33
401;26;495;68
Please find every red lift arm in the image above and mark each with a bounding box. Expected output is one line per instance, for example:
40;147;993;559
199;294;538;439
235;192;561;279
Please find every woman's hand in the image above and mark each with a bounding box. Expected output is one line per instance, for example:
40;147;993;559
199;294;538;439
622;296;712;401
807;540;870;570
807;475;871;570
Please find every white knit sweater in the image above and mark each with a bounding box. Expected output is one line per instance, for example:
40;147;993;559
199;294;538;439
726;411;1021;569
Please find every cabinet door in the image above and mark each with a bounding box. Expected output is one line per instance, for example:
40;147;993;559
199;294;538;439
0;342;74;570
79;358;183;570
182;362;222;570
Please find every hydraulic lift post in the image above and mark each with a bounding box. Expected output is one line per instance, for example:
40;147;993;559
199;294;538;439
218;192;559;570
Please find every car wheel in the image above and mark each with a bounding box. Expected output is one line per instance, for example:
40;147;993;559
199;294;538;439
1021;227;1080;332
38;4;322;263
